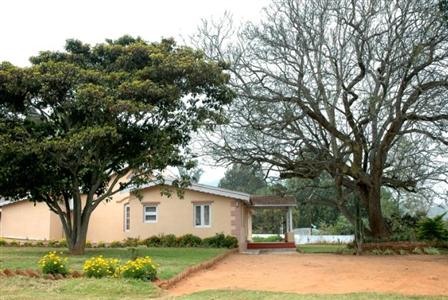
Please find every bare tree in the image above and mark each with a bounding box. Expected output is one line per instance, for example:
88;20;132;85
194;0;448;238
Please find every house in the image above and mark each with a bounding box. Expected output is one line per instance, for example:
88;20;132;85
0;180;296;250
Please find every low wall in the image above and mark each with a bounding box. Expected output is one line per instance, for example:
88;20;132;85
294;235;354;244
252;233;354;244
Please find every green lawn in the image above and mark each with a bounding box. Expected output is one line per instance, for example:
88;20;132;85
2;281;446;300
0;276;160;299
296;244;351;254
0;246;227;280
179;290;448;300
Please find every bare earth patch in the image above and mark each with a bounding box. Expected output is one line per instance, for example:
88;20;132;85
169;253;448;296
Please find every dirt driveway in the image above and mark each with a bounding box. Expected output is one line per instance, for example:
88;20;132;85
169;253;448;296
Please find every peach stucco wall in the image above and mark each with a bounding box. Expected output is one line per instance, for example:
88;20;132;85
1;186;251;248
0;201;53;240
85;193;127;243
123;186;235;240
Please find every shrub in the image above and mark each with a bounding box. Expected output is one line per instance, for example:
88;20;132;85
177;234;202;247
35;241;45;247
412;247;423;254
423;247;440;255
48;239;67;248
144;236;161;247
38;251;69;275
416;213;448;242
370;249;382;255
96;241;106;248
382;249;395;255
85;241;93;248
23;241;33;247
202;233;238;248
83;256;120;278
110;241;123;248
0;239;7;246
160;234;177;247
120;256;158;281
9;240;19;247
124;237;141;247
202;233;226;248
223;235;239;248
399;249;408;255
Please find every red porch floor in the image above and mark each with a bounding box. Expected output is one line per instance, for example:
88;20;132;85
247;242;296;249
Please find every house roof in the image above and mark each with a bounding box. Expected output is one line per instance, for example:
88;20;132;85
0;198;20;208
130;179;251;203
250;195;296;207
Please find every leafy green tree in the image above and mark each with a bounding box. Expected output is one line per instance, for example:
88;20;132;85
218;164;267;194
0;36;233;254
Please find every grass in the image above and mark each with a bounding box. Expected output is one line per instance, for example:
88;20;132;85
296;244;351;254
252;235;284;242
0;276;160;299
0;246;227;280
179;290;448;300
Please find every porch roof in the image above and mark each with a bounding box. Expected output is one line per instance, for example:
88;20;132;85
249;195;296;208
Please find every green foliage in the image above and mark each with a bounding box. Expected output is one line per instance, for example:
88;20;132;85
423;247;440;255
177;234;203;247
416;213;448;242
38;251;69;275
382;249;395;255
96;241;107;248
218;164;267;194
385;213;423;241
83;256;120;278
120;256;158;281
0;238;6;246
143;236;162;247
370;249;383;255
160;234;177;247
123;238;140;247
320;216;354;235
110;241;123;248
8;240;19;247
202;233;238;248
412;247;423;254
252;235;283;242
0;36;234;252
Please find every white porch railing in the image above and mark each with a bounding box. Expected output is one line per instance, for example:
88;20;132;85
252;233;354;245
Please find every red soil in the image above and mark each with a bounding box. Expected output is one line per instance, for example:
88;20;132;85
169;253;448;296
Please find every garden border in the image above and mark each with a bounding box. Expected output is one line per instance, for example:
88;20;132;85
155;248;238;289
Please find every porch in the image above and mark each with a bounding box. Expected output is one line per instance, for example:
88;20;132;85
246;195;296;250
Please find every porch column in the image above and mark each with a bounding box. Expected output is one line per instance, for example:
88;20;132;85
247;209;253;241
287;207;293;232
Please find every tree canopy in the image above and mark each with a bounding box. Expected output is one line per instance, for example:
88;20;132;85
218;163;267;194
197;0;448;238
0;36;234;253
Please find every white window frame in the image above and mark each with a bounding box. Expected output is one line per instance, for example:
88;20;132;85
194;204;212;228
124;204;130;232
143;205;158;223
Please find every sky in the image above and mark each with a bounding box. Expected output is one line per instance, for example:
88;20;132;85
0;0;269;186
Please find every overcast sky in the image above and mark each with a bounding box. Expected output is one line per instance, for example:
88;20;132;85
0;0;269;186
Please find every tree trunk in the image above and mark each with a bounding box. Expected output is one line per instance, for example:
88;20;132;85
357;179;389;239
367;184;389;239
58;212;90;255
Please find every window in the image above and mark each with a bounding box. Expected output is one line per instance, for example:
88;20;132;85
124;204;130;231
194;204;211;227
143;205;158;223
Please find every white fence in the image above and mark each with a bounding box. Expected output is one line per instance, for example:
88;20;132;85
252;233;354;245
